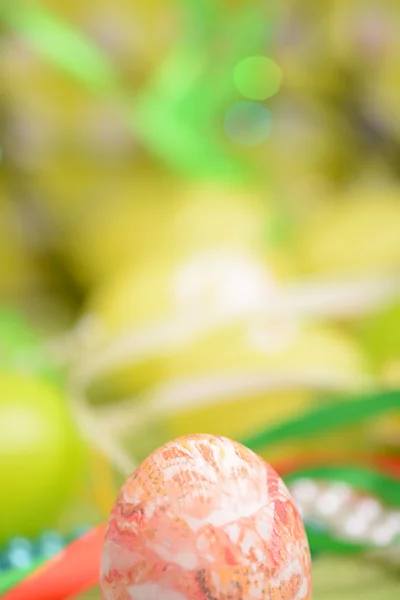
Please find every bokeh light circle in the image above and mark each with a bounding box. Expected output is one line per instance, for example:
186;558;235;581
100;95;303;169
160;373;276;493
234;55;282;101
224;101;272;147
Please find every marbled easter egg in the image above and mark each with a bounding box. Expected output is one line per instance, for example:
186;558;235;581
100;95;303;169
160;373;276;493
101;434;311;600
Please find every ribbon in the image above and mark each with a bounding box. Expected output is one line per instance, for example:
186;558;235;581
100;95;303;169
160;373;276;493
239;390;400;554
1;525;105;600
0;1;270;181
241;388;400;450
0;3;119;96
0;558;44;597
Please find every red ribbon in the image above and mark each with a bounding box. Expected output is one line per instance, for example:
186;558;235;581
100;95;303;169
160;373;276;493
1;525;105;600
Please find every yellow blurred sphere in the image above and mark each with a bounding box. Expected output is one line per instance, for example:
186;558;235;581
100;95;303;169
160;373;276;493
43;180;268;289
161;319;368;389
85;245;278;402
298;186;400;276
90;247;275;332
87;267;368;407
0;192;42;301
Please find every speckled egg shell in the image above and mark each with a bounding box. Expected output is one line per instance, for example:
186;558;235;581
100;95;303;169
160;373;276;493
101;434;311;600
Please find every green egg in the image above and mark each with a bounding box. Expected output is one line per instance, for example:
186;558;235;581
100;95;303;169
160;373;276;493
0;372;84;544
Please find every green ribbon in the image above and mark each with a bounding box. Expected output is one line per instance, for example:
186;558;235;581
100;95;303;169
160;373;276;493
241;388;400;450
0;1;270;181
0;559;44;596
0;4;119;96
240;389;400;554
305;525;367;555
133;4;267;182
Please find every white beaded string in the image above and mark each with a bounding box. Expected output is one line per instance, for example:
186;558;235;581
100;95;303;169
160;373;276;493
290;479;400;549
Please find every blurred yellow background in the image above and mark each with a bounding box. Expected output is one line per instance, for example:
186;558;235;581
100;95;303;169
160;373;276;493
1;1;400;590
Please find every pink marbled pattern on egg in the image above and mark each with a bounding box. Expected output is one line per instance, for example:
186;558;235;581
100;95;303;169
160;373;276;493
101;434;311;600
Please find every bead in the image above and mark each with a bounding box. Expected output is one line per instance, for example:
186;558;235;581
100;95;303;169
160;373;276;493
37;531;65;558
6;537;33;569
